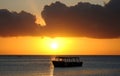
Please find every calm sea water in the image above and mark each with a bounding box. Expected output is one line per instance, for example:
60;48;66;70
0;55;120;76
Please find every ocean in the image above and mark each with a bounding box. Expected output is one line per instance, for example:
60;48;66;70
0;55;120;76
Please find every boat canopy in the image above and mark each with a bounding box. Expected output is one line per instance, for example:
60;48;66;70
54;57;81;62
55;57;80;60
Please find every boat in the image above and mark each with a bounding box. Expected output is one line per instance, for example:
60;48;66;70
52;57;83;67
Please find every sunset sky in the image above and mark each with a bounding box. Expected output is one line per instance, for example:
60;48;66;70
0;0;120;55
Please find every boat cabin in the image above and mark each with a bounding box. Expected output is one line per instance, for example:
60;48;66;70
55;57;81;62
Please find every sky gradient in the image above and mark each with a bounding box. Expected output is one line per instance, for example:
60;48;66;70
0;0;120;55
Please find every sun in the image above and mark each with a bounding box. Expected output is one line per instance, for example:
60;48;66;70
40;37;71;54
51;42;58;50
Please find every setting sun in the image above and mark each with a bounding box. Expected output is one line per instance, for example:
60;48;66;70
37;37;74;55
51;42;58;50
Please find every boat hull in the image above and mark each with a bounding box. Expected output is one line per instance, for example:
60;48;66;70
52;61;83;67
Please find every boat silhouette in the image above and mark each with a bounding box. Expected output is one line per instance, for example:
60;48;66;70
52;57;83;67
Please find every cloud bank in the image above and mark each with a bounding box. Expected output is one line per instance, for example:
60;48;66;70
0;0;120;38
0;9;41;37
42;0;120;38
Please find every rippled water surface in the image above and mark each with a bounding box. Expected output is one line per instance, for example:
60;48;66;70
0;55;120;76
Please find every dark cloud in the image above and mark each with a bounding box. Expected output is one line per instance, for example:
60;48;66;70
0;9;41;37
0;0;120;38
41;0;120;38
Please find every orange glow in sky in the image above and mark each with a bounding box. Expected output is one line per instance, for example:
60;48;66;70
0;37;120;55
35;16;46;26
51;42;58;49
0;0;119;55
27;0;46;26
